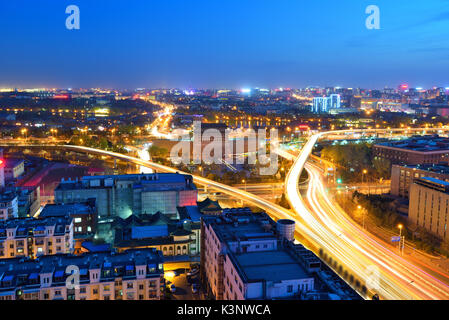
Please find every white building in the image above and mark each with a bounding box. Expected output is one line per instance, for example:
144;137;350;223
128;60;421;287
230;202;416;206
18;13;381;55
4;159;25;181
0;193;18;221
201;210;315;300
312;94;341;113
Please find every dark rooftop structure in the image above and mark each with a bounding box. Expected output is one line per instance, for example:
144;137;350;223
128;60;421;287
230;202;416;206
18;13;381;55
113;212;193;249
0;248;164;294
55;173;196;192
0;216;72;238
40;200;96;218
376;135;449;152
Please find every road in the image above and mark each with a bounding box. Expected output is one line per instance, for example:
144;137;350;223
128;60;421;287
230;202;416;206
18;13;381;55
283;128;449;300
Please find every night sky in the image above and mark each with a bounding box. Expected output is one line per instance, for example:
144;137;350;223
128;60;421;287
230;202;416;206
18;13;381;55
0;0;448;89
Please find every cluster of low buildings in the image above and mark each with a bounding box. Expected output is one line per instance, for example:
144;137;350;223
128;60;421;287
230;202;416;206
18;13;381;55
0;155;351;300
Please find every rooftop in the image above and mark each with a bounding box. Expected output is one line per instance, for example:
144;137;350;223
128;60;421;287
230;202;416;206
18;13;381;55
40;201;96;218
0;216;72;237
203;210;276;243
396;163;449;175
375;135;449;152
55;173;196;192
3;158;24;168
414;177;449;193
0;249;164;291
233;249;310;283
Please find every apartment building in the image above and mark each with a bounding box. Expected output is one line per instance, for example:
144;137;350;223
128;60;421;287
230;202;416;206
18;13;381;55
40;200;97;238
201;210;317;300
0;248;164;300
0;216;73;259
391;164;449;198
409;177;449;243
54;173;198;219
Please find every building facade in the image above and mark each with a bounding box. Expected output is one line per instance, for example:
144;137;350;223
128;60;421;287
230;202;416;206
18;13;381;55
409;177;449;243
201;210;316;300
40;200;97;238
0;192;18;221
0;216;74;259
374;135;449;165
0;249;164;300
391;164;449;198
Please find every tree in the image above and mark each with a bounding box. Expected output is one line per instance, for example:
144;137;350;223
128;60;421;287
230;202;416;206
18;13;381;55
372;157;391;179
278;193;291;209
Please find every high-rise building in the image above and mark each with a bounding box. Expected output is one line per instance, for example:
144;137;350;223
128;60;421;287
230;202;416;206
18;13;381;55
329;94;341;109
312;94;341;113
312;97;329;113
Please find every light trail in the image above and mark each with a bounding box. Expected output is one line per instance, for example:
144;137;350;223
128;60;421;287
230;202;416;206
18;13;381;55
6;126;449;300
284;128;449;300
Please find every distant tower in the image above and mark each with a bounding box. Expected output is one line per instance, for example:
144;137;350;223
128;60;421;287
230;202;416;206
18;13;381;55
329;94;341;109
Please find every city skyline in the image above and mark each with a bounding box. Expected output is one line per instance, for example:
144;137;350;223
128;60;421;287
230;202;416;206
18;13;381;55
1;0;449;89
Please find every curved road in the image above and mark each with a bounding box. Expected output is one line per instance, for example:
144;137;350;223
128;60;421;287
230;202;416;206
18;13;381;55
283;128;449;300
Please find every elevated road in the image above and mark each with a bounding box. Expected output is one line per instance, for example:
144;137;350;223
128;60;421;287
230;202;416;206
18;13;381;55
283;128;449;300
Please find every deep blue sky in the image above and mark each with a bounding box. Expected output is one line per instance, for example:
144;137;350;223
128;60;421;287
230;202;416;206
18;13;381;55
0;0;448;89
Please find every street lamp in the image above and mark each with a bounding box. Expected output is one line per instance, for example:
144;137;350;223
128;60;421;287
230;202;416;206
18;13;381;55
21;128;28;141
357;205;365;229
362;169;368;187
398;224;404;255
242;179;247;192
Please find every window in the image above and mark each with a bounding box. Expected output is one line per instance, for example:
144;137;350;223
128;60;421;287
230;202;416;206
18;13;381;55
287;285;293;293
74;218;82;223
127;283;133;289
